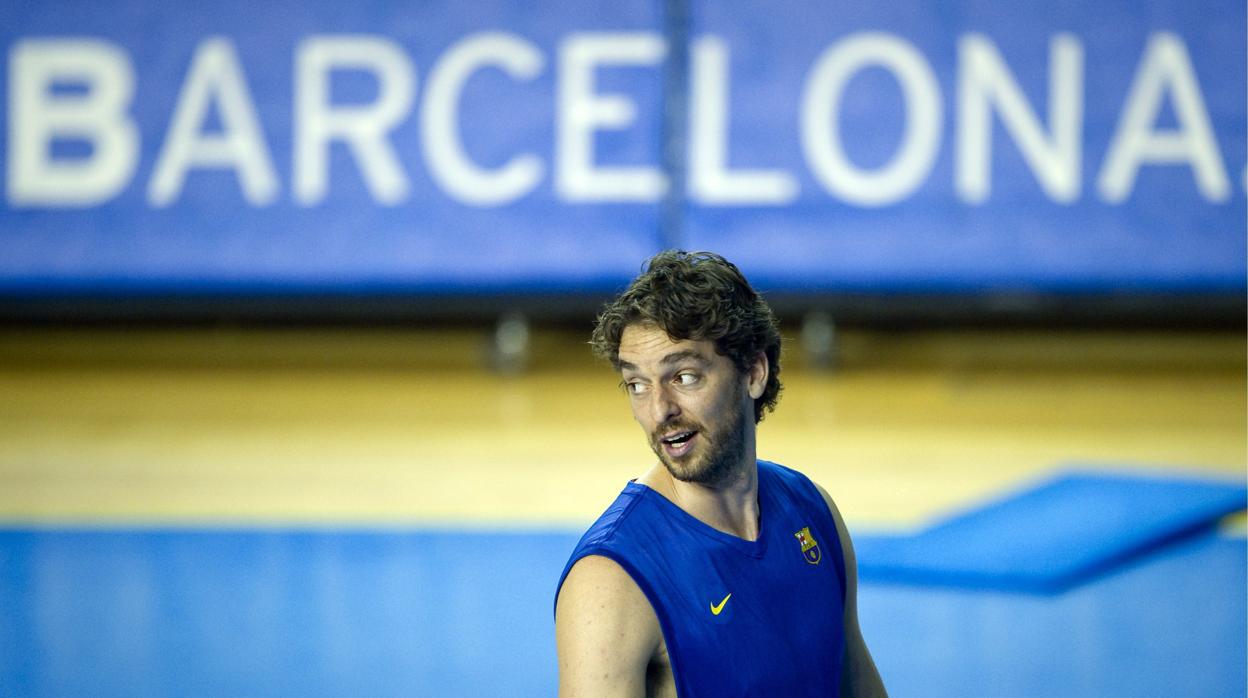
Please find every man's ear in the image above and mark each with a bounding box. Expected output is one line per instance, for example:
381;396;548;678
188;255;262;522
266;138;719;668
746;352;768;400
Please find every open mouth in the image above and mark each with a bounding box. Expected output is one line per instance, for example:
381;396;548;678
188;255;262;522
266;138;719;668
659;430;698;457
663;431;696;445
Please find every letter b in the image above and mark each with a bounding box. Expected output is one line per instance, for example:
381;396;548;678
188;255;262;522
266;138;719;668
8;39;139;206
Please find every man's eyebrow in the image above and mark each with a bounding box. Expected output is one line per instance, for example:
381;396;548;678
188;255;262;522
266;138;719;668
617;350;710;373
661;349;710;366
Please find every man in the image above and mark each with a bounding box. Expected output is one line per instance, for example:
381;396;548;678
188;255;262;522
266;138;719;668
554;250;886;697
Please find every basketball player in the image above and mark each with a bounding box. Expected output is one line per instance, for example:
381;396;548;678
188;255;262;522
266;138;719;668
555;251;886;696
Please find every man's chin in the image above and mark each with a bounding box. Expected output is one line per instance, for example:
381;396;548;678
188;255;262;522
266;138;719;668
663;461;702;483
661;454;737;486
655;451;705;482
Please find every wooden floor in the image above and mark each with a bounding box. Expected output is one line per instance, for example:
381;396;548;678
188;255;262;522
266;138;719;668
0;326;1243;529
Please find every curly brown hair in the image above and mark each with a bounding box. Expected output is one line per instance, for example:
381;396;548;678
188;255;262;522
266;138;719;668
590;250;783;423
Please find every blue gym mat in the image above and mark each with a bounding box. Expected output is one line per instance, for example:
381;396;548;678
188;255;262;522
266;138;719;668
855;469;1248;593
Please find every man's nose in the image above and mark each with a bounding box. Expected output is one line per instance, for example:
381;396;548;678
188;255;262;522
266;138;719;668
650;384;680;424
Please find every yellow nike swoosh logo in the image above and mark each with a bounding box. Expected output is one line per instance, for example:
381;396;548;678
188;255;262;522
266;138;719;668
710;593;732;616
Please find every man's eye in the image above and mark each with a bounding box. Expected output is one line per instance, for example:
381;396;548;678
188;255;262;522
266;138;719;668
675;373;699;386
624;381;647;395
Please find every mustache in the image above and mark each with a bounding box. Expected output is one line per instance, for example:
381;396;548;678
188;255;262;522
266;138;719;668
650;419;704;443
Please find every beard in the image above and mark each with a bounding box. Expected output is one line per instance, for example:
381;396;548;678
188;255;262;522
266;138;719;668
649;385;749;487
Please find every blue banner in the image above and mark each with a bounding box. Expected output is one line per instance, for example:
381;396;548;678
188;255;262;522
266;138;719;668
685;1;1246;292
0;0;1242;295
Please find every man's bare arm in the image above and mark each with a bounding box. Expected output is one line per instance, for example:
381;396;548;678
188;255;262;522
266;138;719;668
555;555;660;697
816;483;888;698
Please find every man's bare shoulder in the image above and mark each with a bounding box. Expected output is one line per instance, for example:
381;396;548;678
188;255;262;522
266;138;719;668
556;555;662;697
559;555;652;608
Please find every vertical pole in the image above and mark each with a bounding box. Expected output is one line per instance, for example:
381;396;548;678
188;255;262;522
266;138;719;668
490;311;531;375
801;309;839;371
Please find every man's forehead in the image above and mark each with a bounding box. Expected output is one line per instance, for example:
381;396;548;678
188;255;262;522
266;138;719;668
617;324;716;368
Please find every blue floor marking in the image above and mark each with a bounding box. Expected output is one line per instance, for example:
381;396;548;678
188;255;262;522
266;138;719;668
862;531;1246;698
1;526;1244;697
856;470;1248;592
0;529;577;697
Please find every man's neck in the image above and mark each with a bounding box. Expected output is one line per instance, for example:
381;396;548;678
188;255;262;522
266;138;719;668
639;453;761;542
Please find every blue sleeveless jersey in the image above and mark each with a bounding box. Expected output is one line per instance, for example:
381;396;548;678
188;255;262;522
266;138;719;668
556;460;847;697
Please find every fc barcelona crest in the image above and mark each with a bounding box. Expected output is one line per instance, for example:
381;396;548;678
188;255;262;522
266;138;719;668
794;526;821;565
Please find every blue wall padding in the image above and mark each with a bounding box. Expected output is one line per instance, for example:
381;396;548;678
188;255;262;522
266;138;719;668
855;470;1248;593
